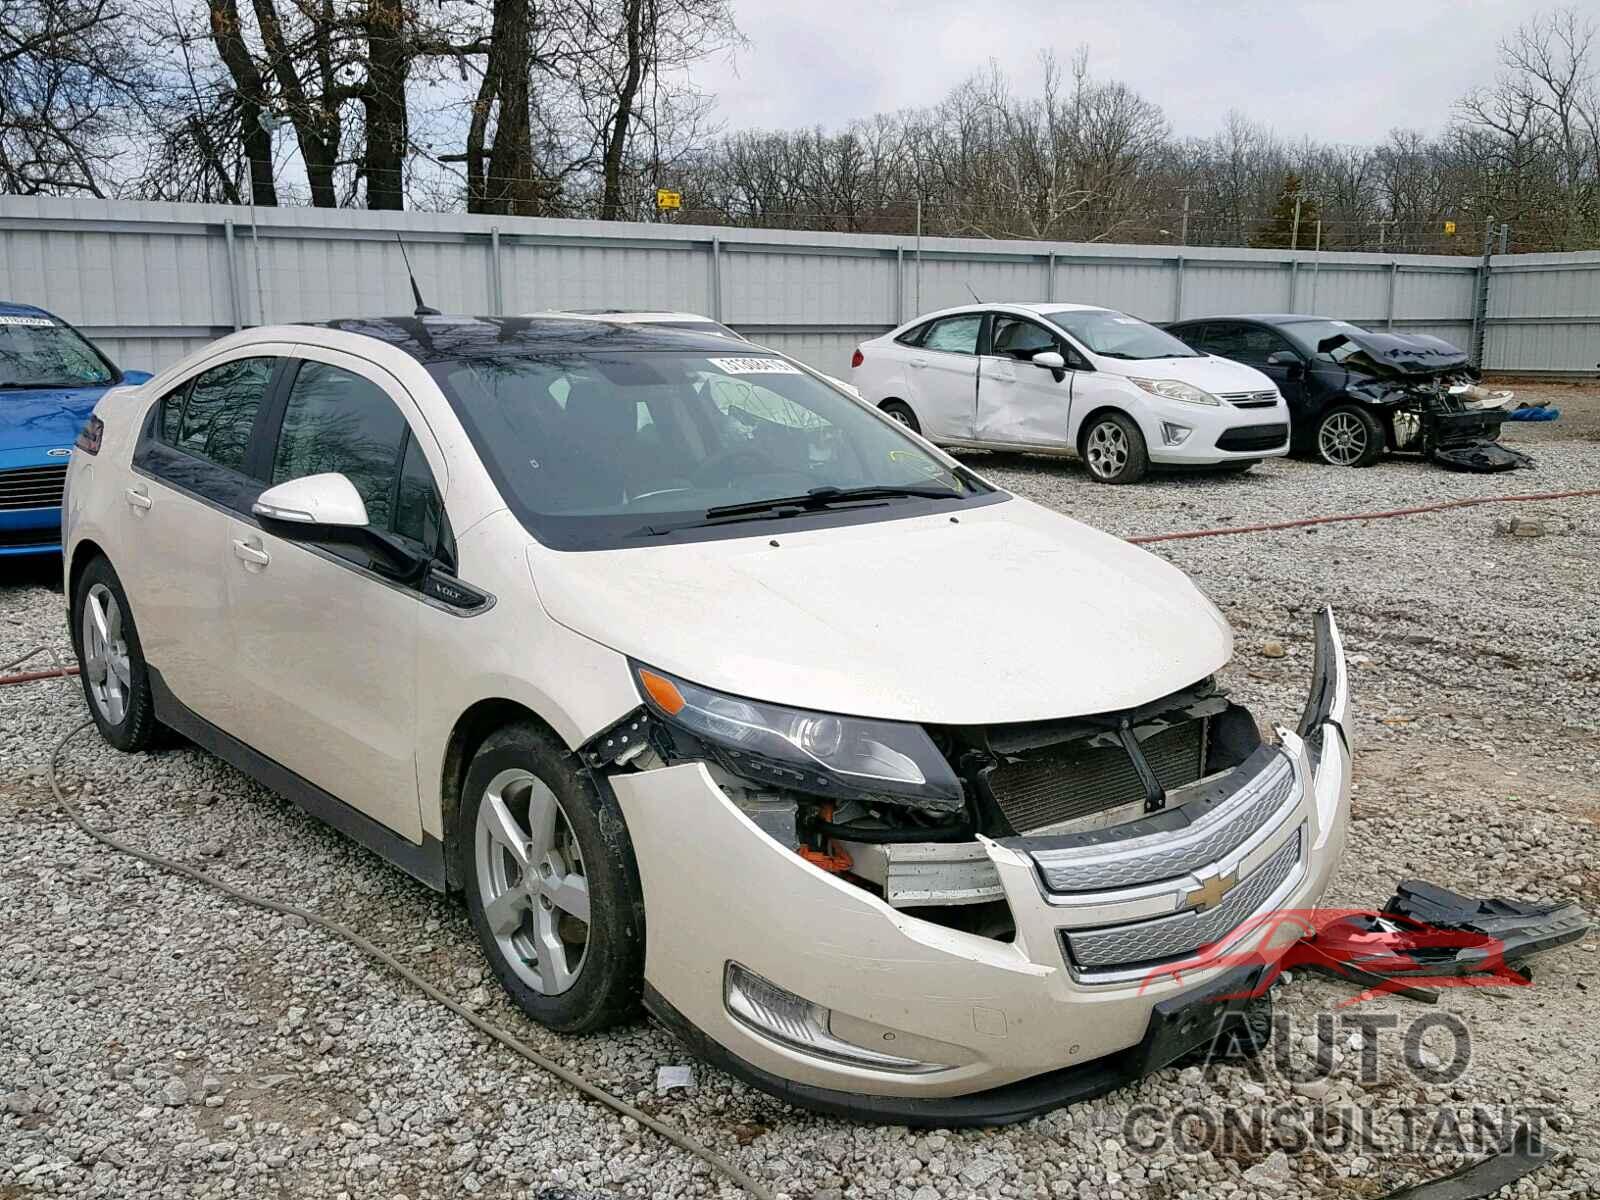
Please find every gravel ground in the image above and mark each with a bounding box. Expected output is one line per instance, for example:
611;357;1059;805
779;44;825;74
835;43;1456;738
4;394;1600;1200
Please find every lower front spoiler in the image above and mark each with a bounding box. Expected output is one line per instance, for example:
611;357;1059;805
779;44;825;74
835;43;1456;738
645;964;1267;1127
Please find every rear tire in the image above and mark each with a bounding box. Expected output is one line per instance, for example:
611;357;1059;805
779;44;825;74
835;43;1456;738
1081;412;1149;484
70;557;159;752
456;722;645;1034
1315;404;1384;467
880;400;920;434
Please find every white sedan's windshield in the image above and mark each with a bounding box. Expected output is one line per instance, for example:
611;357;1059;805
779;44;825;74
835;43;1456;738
431;351;986;547
1047;309;1201;360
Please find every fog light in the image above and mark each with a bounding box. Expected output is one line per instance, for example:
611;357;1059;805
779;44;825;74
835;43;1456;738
723;962;945;1073
1161;422;1192;446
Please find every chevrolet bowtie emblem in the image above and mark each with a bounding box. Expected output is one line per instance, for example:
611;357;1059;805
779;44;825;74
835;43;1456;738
1182;870;1238;914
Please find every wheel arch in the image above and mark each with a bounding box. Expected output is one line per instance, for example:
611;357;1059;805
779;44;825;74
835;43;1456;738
438;697;569;891
1074;404;1138;455
67;538;108;606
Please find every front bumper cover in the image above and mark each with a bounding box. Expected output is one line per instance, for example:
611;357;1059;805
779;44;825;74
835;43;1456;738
610;608;1352;1122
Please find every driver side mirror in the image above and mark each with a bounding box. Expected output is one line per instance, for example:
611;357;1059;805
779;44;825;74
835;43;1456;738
1030;351;1066;371
253;472;430;583
254;472;370;529
1265;350;1303;377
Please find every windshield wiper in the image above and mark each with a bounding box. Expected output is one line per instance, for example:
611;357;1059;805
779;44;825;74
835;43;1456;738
703;484;963;521
0;380;93;390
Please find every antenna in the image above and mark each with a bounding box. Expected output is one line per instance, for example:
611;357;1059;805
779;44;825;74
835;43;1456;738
966;283;983;303
395;234;441;317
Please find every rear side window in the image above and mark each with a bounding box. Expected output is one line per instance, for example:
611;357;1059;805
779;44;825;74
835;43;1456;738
894;322;931;347
172;357;275;472
921;315;982;355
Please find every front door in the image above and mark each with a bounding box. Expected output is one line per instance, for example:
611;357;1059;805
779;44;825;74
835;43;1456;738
905;312;982;441
975;313;1073;446
223;350;447;842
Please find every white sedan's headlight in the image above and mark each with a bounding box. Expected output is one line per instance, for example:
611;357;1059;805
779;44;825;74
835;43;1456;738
632;663;964;813
1128;377;1221;406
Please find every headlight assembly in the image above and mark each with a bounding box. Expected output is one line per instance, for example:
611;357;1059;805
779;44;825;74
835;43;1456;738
631;662;964;814
1128;377;1221;406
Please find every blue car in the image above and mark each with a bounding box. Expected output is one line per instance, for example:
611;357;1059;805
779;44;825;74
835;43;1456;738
0;303;150;557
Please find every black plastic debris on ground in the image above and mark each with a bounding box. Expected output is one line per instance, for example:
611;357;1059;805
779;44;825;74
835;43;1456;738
1378;1124;1557;1200
1297;879;1590;1003
1429;440;1534;472
1385;879;1592;965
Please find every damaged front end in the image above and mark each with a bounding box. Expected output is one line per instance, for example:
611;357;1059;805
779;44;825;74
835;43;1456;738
585;610;1353;1120
1322;331;1530;472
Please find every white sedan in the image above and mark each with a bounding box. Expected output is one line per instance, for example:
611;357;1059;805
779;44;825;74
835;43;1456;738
851;302;1290;483
63;315;1348;1124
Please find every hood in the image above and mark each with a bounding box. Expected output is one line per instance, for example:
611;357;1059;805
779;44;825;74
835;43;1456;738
528;498;1232;726
1319;329;1471;378
0;385;108;455
1101;354;1278;394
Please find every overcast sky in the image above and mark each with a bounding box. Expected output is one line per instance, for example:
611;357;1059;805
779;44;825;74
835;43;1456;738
693;0;1554;144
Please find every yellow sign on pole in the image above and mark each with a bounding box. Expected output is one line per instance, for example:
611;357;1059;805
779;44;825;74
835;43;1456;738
1443;220;1457;236
656;188;682;211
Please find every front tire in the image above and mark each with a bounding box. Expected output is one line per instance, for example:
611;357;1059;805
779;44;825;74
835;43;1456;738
457;722;645;1034
1315;404;1384;467
1081;412;1149;484
70;557;159;752
879;400;920;434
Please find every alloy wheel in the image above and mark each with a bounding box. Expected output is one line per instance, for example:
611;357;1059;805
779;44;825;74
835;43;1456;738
1319;412;1368;465
1086;421;1129;479
81;582;131;726
475;768;591;995
888;409;911;427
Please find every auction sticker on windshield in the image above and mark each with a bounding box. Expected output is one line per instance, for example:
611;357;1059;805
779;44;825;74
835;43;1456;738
0;316;55;327
708;356;801;375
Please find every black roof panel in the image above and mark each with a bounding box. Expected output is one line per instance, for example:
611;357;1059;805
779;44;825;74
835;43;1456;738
308;315;737;363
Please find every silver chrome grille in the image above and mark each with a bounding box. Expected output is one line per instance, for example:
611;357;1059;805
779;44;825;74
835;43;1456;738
1032;754;1296;894
1064;825;1303;973
1218;389;1279;409
0;464;67;511
987;720;1206;834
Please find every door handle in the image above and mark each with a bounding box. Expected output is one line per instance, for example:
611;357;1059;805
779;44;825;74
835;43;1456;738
232;538;271;567
909;357;928;369
124;487;151;510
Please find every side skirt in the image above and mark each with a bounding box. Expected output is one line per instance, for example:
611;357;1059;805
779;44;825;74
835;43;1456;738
149;666;447;891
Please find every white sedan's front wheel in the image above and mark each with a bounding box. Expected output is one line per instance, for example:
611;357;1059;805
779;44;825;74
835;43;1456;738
457;723;644;1033
1082;412;1150;484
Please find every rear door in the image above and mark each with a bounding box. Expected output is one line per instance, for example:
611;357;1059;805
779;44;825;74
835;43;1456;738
975;313;1073;446
904;313;983;441
222;349;450;841
122;350;286;730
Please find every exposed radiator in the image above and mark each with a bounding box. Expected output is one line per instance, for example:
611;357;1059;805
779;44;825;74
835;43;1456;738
986;719;1207;834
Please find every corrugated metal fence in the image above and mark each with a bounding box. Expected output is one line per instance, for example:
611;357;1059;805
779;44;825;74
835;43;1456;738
1;195;1596;377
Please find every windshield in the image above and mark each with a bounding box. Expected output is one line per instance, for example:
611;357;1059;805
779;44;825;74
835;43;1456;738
430;350;993;549
1280;319;1368;359
0;316;115;389
1046;309;1200;360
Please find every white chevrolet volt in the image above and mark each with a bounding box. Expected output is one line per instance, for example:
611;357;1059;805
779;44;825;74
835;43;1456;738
851;303;1291;483
64;314;1349;1123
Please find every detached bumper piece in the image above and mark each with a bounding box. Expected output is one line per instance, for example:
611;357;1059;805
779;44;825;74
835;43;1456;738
1429;441;1533;473
1378;1124;1556;1200
1385;880;1591;969
1299;879;1590;1002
